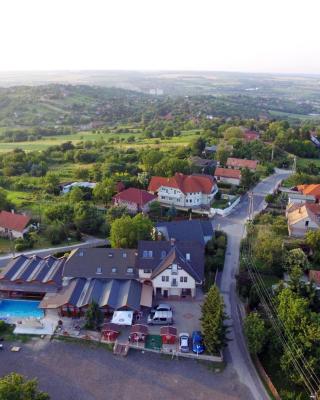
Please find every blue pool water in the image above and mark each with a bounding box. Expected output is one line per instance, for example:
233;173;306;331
0;299;44;319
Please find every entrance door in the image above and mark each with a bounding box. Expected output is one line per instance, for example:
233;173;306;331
163;290;168;298
156;288;161;296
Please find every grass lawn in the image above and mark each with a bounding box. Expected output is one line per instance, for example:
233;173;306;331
0;237;14;254
297;157;320;169
259;274;281;289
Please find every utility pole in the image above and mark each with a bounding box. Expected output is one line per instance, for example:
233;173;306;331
248;191;254;222
271;144;274;162
293;156;297;173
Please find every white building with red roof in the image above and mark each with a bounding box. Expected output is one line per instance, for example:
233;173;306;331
214;167;241;186
113;188;157;214
0;210;31;239
148;173;218;209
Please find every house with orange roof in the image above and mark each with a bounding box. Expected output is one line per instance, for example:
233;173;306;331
148;173;218;209
214;167;241;186
286;202;320;237
297;184;320;202
0;210;31;239
226;157;258;171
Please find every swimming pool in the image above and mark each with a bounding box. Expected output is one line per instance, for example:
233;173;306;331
0;299;44;319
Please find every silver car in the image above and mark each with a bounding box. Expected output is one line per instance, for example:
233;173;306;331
179;333;190;353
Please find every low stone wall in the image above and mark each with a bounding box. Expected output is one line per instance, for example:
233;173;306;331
210;196;241;217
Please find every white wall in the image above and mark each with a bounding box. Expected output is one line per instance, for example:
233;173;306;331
158;184;217;208
152;267;196;297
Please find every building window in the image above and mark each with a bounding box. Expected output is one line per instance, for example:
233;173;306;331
186;253;190;261
184;277;188;282
143;250;153;258
96;266;102;274
305;220;309;227
161;250;166;259
111;267;117;273
127;267;133;273
143;269;151;274
180;276;183;282
172;264;177;274
162;276;169;282
122;252;127;258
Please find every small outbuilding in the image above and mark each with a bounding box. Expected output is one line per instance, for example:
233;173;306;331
160;326;177;345
101;323;120;342
129;324;148;343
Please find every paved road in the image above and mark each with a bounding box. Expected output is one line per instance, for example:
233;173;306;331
0;236;108;267
213;169;293;400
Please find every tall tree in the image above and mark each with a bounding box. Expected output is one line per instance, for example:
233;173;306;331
200;285;228;354
244;312;266;354
0;373;49;400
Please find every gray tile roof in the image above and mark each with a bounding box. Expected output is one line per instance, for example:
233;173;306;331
156;220;213;245
64;278;143;311
0;254;65;288
137;240;204;283
63;248;138;280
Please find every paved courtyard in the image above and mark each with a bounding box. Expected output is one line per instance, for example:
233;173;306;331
0;339;254;400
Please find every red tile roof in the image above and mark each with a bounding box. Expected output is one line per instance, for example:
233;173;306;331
309;270;320;285
113;188;157;207
226;158;258;170
148;173;216;194
244;131;260;141
0;211;30;232
297;184;320;201
214;167;241;179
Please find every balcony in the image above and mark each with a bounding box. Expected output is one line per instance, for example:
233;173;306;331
171;279;178;287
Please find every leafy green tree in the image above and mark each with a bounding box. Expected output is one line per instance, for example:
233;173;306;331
44;172;60;194
276;287;320;384
201;285;228;354
106;205;129;225
223;127;244;140
93;178;115;205
74;168;89;180
240;167;258;189
244;312;266;354
45;221;67;245
0;373;50;400
110;214;153;248
85;301;103;330
306;229;320;263
74;201;103;234
69;187;84;203
44;203;74;225
284;248;309;272
148;201;162;217
191;137;206;156
215;145;231;166
141;150;163;173
0;189;11;211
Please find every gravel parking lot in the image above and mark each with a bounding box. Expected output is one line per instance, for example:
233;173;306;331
0;338;254;400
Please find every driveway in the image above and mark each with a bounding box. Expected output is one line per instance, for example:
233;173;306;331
0;339;254;400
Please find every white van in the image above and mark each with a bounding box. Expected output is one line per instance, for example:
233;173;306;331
147;310;173;325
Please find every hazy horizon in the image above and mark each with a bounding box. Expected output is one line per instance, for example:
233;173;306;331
1;0;320;74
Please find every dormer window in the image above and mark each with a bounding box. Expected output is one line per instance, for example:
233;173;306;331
123;252;127;258
143;250;153;258
186;253;190;261
161;250;166;259
79;250;84;257
172;264;178;274
127;267;133;274
108;253;114;258
111;267;117;273
96;266;102;274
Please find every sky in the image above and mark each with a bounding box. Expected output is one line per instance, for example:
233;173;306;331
1;0;320;74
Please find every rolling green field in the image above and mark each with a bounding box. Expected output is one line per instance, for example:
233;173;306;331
297;157;320;168
0;129;202;152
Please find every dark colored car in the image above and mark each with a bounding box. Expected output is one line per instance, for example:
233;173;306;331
192;331;205;354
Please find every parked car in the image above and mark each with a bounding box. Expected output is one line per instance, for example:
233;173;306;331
147;310;173;325
179;333;190;353
192;331;205;354
151;304;172;313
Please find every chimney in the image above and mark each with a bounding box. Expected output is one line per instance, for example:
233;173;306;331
170;238;176;246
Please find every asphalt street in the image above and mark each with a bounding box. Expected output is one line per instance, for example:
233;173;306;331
213;169;293;400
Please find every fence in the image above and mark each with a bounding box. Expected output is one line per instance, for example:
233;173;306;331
210;196;241;217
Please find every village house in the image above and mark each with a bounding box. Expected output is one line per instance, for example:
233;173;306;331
0;210;31;239
137;240;204;298
296;184;320;203
155;219;214;246
226;157;258;172
214;167;241;186
189;156;217;174
148;172;218;209
286;202;320;237
112;187;157;214
243;130;260;142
